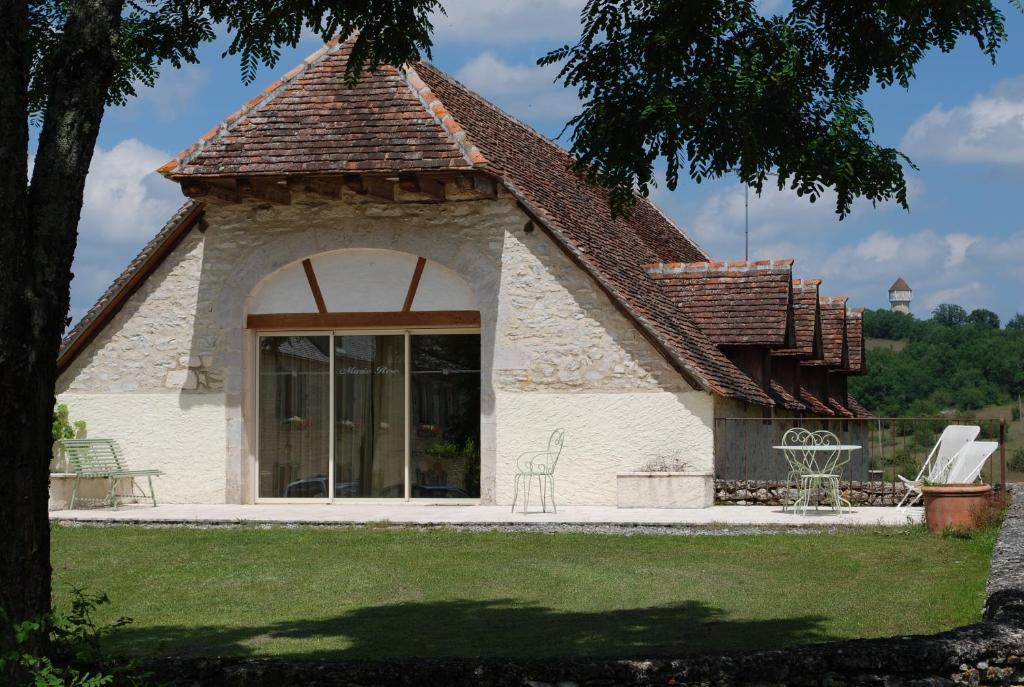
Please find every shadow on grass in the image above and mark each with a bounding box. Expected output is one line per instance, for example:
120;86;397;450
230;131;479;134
111;598;835;659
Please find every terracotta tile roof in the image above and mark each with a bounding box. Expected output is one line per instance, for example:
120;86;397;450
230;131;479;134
846;395;874;419
58;201;205;371
846;308;865;374
772;278;821;357
67;39;775;406
804;296;848;367
828;397;855;418
159;39;483;178
642;260;795;346
799;387;835;416
770;380;806;411
889;277;911;292
413;63;772;404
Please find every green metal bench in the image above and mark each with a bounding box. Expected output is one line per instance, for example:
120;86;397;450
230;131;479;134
60;439;163;509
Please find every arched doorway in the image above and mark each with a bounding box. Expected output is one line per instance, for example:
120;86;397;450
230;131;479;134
248;249;481;502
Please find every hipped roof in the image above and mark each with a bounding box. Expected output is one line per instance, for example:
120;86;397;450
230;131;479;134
62;37;872;411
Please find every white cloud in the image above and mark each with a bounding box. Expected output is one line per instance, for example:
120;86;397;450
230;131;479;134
78;139;182;242
455;52;580;121
680;175;926;260
923;282;989;312
433;0;585;44
902;76;1024;165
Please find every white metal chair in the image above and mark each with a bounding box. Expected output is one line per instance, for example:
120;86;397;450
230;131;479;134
944;441;998;485
789;430;851;514
779;427;815;512
511;429;565;514
896;425;979;510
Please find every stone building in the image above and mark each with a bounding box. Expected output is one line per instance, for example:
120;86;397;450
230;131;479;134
55;38;868;508
889;277;913;314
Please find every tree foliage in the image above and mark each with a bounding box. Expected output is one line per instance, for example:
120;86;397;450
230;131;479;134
967;308;1001;329
1006;313;1024;331
1;0;440;660
27;0;442;119
541;0;1019;216
851;307;1024;416
932;303;969;326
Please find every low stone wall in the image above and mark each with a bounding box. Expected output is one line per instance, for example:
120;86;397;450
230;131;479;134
148;487;1024;687
715;479;910;506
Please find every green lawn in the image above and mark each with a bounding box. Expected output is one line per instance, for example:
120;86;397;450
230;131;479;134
51;524;995;659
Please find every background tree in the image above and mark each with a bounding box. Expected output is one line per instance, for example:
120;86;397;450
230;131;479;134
0;0;439;654
932;303;969;327
542;0;1019;215
968;308;1001;329
851;307;1024;416
861;308;919;340
1007;313;1024;331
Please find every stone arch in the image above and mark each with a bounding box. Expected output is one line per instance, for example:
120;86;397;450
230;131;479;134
246;247;478;316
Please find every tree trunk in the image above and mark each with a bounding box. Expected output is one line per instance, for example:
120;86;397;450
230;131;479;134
0;0;124;647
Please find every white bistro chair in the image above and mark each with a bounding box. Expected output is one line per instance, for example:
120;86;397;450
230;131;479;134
511;429;565;514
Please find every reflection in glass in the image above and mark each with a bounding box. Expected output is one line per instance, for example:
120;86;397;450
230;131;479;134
258;336;331;498
410;335;481;498
334;335;406;497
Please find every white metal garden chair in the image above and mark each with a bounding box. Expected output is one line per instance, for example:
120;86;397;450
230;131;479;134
944;441;998;485
511;429;565;514
779;427;815;512
896;425;979;511
789;430;851;514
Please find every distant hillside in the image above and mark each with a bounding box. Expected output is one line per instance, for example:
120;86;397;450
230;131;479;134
848;308;1024;417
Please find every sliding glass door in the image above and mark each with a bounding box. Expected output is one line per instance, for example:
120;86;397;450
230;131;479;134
333;335;405;498
258;335;331;498
257;331;480;501
410;334;481;498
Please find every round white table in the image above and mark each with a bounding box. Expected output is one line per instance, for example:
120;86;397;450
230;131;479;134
773;444;862;514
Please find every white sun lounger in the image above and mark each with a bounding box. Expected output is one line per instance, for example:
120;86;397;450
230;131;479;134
896;425;979;510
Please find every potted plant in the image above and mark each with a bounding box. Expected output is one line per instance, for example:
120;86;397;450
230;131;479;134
921;482;993;534
616;453;714;509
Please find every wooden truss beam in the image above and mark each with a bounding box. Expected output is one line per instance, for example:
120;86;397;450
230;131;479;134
246;310;481;330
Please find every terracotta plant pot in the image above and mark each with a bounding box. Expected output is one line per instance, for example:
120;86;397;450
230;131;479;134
921;484;993;534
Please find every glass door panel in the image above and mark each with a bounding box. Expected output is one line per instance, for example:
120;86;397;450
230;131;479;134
258;335;331;498
334;335;406;498
410;334;481;498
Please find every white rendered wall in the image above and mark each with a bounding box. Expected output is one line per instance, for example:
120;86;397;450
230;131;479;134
58;193;714;506
55;393;227;504
494;390;713;506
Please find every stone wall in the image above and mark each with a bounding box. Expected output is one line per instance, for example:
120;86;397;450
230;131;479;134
56;194;712;505
146;488;1024;686
716;479;911;506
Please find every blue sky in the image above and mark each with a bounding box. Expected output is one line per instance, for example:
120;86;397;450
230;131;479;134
65;0;1024;326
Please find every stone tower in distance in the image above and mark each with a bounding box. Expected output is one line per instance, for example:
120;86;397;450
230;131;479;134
888;277;912;314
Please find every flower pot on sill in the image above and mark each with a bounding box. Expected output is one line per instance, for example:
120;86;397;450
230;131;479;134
921;483;993;534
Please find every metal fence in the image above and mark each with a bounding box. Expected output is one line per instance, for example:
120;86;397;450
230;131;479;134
714;416;1007;488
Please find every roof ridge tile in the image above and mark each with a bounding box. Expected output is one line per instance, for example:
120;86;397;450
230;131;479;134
400;65;487;167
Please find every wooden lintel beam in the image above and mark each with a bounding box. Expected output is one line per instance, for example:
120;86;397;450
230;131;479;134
247;310;481;330
472;174;497;198
237;177;291;205
180;181;240;203
398;177;420;194
344;176;366;195
362;176;397;201
415;174;447;200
